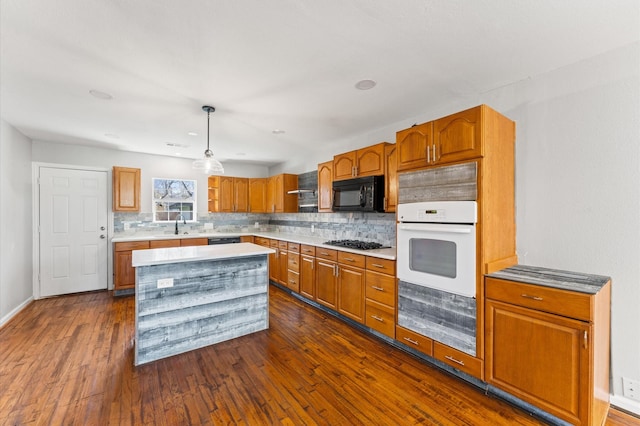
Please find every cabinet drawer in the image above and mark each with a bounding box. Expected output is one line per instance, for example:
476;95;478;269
114;241;149;251
149;239;180;248
301;244;316;256
366;257;396;274
485;277;592;321
365;299;395;338
316;248;337;261
433;342;483;379
365;271;396;307
278;240;288;250
287;270;300;292
287;242;300;253
182;238;208;246
255;237;270;247
338;251;366;268
270;239;278;248
288;253;300;273
396;325;433;356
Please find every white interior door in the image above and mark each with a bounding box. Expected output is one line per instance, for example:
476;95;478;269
39;167;108;297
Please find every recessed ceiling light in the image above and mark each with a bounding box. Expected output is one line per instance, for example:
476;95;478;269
166;143;189;148
175;153;182;156
272;129;285;134
90;90;113;100
187;132;198;136
104;133;119;139
355;79;376;90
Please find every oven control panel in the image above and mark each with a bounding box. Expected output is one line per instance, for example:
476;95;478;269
398;201;477;224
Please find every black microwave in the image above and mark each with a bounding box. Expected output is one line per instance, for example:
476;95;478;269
332;175;385;212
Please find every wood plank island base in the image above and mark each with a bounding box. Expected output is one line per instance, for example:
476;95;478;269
132;243;274;365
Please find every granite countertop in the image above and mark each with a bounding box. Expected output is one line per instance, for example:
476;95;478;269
131;242;275;267
113;231;397;260
486;265;611;294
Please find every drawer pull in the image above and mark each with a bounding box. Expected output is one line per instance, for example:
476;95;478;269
320;251;329;255
521;294;543;301
343;257;355;262
371;286;384;291
403;337;419;346
371;263;385;268
289;279;296;284
370;315;384;322
444;355;465;366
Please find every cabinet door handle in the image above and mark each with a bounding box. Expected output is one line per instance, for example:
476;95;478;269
432;144;436;162
371;286;384;291
370;315;384;322
521;294;543;301
583;330;588;349
427;145;430;163
444;355;465;366
403;337;419;346
334;265;339;277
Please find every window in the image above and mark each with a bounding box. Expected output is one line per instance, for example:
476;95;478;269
152;178;197;222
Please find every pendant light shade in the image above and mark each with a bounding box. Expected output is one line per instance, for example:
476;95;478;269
192;105;224;174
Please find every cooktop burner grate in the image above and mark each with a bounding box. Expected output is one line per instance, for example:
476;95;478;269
323;239;387;250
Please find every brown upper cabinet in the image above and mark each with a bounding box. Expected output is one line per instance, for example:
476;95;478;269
113;166;140;212
383;144;397;212
266;174;298;213
333;142;389;181
397;105;484;171
249;178;267;213
317;161;333;212
208;176;249;213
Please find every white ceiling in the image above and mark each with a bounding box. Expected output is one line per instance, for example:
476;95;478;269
1;1;638;166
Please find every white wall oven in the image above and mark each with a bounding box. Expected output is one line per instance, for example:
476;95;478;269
397;201;477;298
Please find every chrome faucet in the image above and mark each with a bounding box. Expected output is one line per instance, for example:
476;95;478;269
174;214;186;235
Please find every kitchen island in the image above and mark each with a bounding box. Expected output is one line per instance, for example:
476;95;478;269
131;243;274;365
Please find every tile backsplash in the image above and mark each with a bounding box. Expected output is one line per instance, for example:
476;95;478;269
114;211;396;247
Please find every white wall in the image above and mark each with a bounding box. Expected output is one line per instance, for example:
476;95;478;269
0;120;33;326
277;42;640;413
31;143;270;215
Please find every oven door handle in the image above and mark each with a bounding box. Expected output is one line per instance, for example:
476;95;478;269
398;224;472;234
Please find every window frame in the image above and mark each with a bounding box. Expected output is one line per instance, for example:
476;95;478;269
151;177;198;223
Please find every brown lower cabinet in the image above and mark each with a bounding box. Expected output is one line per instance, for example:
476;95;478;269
114;241;149;292
114;237;210;294
315;248;338;310
485;276;611;426
337;252;366;323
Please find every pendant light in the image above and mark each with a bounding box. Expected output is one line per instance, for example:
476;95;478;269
192;105;224;174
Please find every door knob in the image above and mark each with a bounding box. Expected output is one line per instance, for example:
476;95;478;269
100;226;106;231
100;235;106;239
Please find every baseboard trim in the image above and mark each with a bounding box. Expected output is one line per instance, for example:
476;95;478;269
0;296;34;329
611;395;640;417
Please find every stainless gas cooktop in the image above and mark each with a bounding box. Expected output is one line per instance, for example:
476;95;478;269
323;239;387;250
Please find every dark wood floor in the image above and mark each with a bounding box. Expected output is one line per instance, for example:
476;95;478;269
1;285;638;425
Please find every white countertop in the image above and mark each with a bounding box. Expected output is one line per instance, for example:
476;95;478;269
131;242;275;267
115;231;396;260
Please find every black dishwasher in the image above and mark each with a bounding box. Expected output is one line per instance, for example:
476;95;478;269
207;236;241;245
